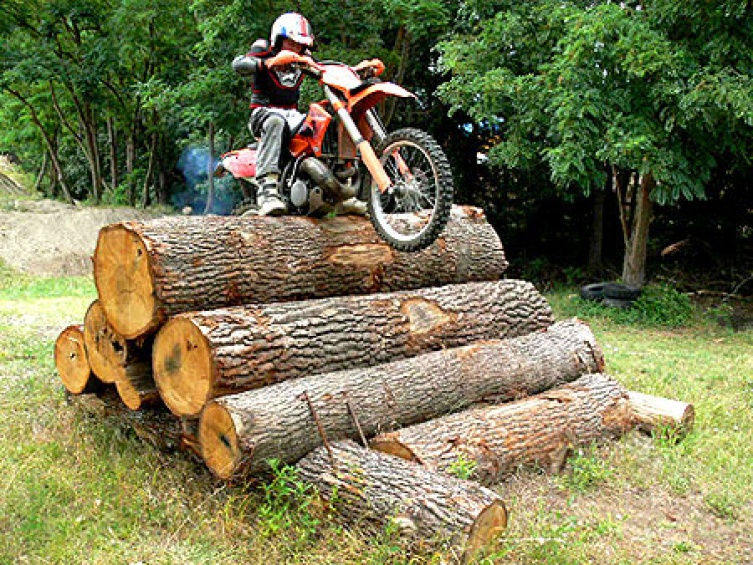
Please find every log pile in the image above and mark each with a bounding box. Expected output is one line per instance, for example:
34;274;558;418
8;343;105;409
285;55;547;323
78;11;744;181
54;206;694;559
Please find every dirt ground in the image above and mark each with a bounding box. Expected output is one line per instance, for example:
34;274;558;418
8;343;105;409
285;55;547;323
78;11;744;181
0;198;164;276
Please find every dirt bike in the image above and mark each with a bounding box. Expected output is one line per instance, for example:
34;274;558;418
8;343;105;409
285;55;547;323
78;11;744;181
214;53;454;252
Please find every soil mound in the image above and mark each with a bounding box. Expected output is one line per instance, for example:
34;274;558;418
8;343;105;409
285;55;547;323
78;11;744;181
0;199;165;276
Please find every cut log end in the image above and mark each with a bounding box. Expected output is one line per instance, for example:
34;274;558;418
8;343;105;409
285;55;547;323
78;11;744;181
368;438;421;463
55;325;93;394
153;317;214;417
465;501;509;561
83;300;127;384
93;225;158;339
198;401;241;479
116;363;160;411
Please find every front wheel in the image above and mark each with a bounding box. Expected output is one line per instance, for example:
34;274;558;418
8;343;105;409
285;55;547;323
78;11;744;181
367;128;454;252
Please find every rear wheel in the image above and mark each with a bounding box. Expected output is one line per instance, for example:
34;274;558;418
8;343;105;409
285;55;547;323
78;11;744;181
367;128;453;252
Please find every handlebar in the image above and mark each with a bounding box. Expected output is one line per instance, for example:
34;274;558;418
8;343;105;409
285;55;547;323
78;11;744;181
266;51;385;81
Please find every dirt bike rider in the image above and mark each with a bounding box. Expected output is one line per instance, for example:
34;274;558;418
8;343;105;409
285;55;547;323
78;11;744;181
233;13;368;217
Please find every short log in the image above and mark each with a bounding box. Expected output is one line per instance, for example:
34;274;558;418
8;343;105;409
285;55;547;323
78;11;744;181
296;440;508;562
55;325;102;394
156;278;554;418
197;319;602;479
371;373;634;483
83;300;125;384
628;391;695;440
83;300;158;408
93;206;509;339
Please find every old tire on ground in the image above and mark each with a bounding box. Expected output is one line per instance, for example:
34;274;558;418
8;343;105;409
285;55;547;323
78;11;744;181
580;282;608;301
604;283;641;301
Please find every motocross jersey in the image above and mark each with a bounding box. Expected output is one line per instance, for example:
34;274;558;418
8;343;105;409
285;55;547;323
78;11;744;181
234;39;304;110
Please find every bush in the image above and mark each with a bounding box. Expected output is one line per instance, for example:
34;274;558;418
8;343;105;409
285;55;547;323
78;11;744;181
553;283;695;328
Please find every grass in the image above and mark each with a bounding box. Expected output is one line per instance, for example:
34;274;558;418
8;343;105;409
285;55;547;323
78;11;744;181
0;266;751;564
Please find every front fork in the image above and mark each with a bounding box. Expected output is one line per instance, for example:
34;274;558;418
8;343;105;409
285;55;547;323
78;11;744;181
324;86;391;192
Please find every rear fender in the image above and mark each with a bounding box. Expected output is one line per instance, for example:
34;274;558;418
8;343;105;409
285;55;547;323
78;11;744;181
220;147;257;180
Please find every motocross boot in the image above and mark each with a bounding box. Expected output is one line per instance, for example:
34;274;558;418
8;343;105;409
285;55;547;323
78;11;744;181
256;175;287;216
334;197;368;216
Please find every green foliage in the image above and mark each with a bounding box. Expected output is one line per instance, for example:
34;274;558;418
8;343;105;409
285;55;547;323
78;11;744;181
446;451;478;480
552;283;695;328
257;459;321;543
557;446;614;492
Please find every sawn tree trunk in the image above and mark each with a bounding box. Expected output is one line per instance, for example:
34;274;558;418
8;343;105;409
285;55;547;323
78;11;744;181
197;319;601;479
92;206;508;338
156;279;554;418
370;373;633;484
296;440;508;563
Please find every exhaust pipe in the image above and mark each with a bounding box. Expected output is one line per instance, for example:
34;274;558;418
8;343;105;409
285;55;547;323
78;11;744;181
299;157;357;198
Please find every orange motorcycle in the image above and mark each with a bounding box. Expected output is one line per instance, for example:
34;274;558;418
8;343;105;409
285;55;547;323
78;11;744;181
215;53;454;252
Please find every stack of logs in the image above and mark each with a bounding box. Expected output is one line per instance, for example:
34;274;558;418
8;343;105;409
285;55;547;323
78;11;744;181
54;206;694;562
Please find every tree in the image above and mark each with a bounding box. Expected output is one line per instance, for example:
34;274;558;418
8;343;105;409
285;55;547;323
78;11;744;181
438;0;753;285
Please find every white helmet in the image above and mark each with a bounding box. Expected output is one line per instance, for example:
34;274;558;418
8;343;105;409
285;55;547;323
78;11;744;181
270;13;315;49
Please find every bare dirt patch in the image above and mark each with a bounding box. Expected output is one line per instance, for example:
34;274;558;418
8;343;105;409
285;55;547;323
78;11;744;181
0;199;164;276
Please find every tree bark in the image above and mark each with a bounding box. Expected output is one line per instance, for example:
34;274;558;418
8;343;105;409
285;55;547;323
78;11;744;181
159;278;554;419
93;207;509;338
296;440;507;563
371;374;633;484
628;391;694;440
55;325;102;394
197;319;599;478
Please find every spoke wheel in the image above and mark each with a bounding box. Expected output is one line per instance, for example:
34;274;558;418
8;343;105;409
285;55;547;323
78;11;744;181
367;128;454;252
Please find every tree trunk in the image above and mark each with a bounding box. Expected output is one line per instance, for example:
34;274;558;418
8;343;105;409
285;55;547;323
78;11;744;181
115;359;160;411
126;132;136;206
197;319;599;478
54;325;102;394
142;130;158;208
628;391;695;440
93;208;509;338
3;87;74;203
296;440;508;563
371;373;632;484
620;173;655;286
107;117;118;193
34;151;48;193
203;122;215;215
159;278;554;419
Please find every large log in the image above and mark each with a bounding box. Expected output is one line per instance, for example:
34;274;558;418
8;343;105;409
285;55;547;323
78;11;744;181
54;325;102;394
296;440;508;563
371;373;634;484
93;206;508;339
198;319;602;479
156;278;554;418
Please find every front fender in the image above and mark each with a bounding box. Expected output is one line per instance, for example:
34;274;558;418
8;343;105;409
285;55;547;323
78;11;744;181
349;82;415;117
